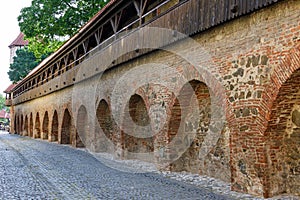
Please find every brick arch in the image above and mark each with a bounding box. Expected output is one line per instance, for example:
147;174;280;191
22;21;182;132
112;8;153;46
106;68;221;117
24;115;28;136
29;113;33;137
265;68;300;197
168;80;212;174
121;93;154;160
14;115;17;134
61;109;72;144
34;112;41;138
51;110;59;142
42;111;49;140
263;44;300;197
76;105;89;146
264;43;300;124
16;115;20;134
18;114;22;134
20;114;24;135
229;44;300;197
16;114;21;134
15;115;20;134
128;94;151;127
19;114;23;134
96;99;117;145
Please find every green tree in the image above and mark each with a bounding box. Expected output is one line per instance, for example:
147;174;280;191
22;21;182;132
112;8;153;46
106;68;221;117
0;94;9;112
0;94;9;124
18;0;109;60
7;47;38;83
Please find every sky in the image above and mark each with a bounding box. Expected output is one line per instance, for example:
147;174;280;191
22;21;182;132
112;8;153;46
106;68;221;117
0;0;32;96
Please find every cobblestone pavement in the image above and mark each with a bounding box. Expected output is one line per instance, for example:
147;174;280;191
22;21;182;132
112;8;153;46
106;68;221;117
0;131;298;200
90;153;299;200
0;131;231;200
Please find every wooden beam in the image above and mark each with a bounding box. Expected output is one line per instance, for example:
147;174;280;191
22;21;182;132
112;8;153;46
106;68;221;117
133;0;148;26
95;26;103;45
82;40;89;54
110;10;123;34
72;48;78;61
133;0;141;16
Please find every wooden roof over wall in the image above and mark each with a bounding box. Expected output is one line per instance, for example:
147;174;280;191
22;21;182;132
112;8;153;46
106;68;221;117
11;0;282;95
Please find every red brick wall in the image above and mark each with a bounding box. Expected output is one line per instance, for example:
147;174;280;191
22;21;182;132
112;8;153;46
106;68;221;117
61;109;72;144
50;110;59;142
263;44;300;197
42;111;49;140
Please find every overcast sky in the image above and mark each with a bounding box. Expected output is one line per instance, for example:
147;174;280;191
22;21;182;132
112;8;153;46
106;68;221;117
0;0;32;96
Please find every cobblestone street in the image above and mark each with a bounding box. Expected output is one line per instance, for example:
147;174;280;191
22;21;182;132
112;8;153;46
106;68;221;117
0;131;233;200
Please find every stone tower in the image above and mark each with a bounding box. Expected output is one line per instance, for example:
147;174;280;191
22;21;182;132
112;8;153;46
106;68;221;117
8;32;28;64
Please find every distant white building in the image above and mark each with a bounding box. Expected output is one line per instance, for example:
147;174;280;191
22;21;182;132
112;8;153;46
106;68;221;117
8;32;28;64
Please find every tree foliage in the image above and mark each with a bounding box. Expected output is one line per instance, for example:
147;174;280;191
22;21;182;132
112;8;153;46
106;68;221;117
7;47;38;83
26;37;62;61
18;0;109;59
0;94;9;113
0;94;5;110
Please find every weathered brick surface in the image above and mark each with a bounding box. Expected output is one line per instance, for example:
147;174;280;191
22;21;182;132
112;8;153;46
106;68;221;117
11;0;300;198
